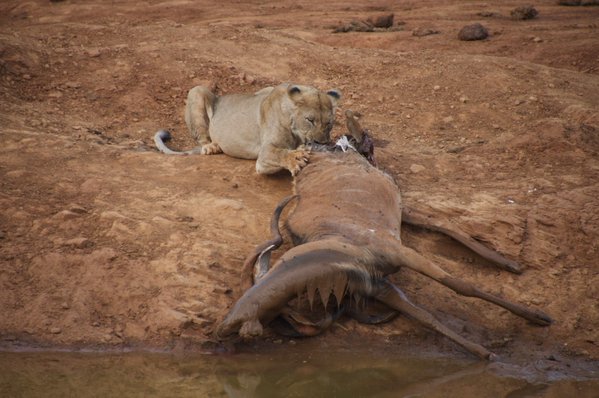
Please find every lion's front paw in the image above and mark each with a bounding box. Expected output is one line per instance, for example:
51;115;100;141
287;148;310;176
201;142;223;155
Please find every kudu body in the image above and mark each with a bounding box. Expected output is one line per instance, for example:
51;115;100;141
216;113;552;359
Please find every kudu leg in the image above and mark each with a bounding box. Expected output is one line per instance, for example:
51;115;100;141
345;300;398;324
402;206;523;274
394;244;552;326
275;307;340;337
374;280;495;359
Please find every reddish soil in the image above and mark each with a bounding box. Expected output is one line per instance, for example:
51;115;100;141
1;0;598;369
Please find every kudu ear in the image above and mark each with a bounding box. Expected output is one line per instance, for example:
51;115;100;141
326;89;341;107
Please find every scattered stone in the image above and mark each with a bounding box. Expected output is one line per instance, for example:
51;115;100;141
442;116;454;123
511;5;538;20
433;85;441;91
557;0;599;6
412;27;440;37
367;13;394;28
48;91;63;98
50;327;62;334
65;81;81;89
86;48;101;57
477;11;498;17
333;20;374;33
63;237;93;249
61;302;70;310
333;14;400;32
533;36;543;42
458;23;489;41
459;95;468;103
409;164;426;173
53;209;82;220
447;146;466;153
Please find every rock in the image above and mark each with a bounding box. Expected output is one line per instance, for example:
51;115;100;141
86;48;101;57
412;27;440;37
477;11;498;17
447;146;465;153
333;20;374;33
65;81;81;89
433;85;441;91
533;36;543;43
53;210;82;220
511;6;538;20
458;23;489;41
335;13;396;32
48;91;63;98
367;13;394;28
558;0;599;4
409;164;426;173
49;327;62;334
63;237;93;248
459;96;468;103
442;116;454;123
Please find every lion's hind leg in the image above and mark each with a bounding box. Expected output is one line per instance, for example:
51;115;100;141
185;85;219;154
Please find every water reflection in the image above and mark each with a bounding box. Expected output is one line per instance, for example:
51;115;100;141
0;350;597;397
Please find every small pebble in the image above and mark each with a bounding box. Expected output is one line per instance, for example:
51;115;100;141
409;164;426;173
87;48;101;57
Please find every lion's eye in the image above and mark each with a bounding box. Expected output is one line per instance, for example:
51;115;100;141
305;117;315;126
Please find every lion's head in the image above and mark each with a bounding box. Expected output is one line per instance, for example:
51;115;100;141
286;85;341;145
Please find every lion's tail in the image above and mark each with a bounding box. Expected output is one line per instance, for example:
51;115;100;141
154;129;198;155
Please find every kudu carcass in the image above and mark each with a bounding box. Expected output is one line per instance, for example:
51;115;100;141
216;111;552;359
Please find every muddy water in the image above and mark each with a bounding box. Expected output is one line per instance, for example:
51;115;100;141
1;349;598;397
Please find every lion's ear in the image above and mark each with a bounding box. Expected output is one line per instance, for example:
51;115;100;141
288;85;303;99
327;89;341;106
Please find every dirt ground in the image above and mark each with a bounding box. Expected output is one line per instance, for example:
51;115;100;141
1;0;598;369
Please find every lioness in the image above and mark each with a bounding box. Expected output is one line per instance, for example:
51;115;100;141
154;83;341;175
